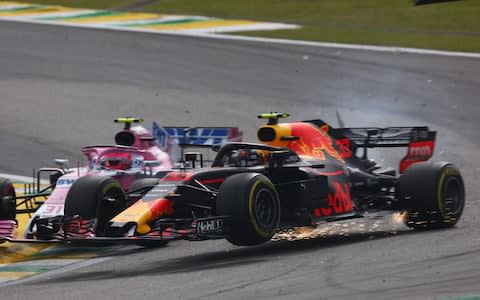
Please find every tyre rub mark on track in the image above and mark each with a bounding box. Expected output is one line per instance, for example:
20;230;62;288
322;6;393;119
0;1;299;34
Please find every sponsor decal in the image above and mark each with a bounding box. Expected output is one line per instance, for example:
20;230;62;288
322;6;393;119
197;218;224;235
153;122;241;147
40;204;64;216
408;145;432;157
56;178;76;187
400;140;435;173
132;155;143;168
313;181;353;217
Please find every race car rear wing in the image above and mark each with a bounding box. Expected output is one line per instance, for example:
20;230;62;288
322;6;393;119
152;122;243;148
152;122;243;162
331;127;434;148
329;126;436;173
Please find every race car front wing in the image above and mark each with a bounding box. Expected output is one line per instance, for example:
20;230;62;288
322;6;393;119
0;215;232;245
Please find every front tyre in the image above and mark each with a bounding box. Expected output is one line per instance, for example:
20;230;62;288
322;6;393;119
399;162;465;230
217;173;280;246
64;176;125;235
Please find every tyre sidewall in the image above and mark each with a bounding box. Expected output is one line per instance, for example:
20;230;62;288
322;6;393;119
0;178;16;220
399;162;465;228
247;177;280;238
217;173;280;245
435;165;464;225
65;176;124;233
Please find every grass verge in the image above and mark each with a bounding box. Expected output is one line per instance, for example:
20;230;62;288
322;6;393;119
4;0;480;52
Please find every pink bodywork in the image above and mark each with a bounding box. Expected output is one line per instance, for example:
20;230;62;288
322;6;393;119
24;124;174;236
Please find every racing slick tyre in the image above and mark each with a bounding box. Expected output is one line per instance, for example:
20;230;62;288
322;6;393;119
399;162;465;230
0;178;16;220
217;173;280;246
64;176;125;235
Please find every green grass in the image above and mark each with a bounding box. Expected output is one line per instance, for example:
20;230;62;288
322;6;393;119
6;0;480;52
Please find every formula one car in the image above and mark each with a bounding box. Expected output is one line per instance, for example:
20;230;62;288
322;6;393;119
2;113;465;247
0;118;242;242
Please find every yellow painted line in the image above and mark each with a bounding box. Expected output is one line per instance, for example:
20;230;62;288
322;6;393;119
0;271;37;279
0;1;35;5
64;12;162;24
42;252;98;260
0;6;73;16
16;214;29;237
141;19;257;31
33;250;101;260
0;1;22;5
0;243;50;264
0;1;32;8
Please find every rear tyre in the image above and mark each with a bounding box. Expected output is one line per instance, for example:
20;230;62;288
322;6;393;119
399;162;465;230
0;178;16;220
217;173;280;246
64;176;125;235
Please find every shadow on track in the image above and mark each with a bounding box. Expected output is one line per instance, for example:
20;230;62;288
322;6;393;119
30;226;424;284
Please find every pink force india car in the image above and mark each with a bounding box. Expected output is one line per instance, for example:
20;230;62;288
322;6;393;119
0;117;242;242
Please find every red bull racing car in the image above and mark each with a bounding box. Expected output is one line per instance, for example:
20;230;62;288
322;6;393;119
1;113;464;247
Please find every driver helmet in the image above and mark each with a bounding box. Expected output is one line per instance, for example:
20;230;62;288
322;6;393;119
100;152;132;170
231;149;266;167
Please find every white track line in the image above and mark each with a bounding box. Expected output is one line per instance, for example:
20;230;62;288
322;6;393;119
9;9;97;20
0;16;478;59
0;173;40;183
0;3;33;10
208;33;480;58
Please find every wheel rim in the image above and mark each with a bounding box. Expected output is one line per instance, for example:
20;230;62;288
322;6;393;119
442;176;463;217
105;187;122;199
101;185;124;217
254;188;276;227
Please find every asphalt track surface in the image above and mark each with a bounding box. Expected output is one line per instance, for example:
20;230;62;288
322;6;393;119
1;21;480;300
